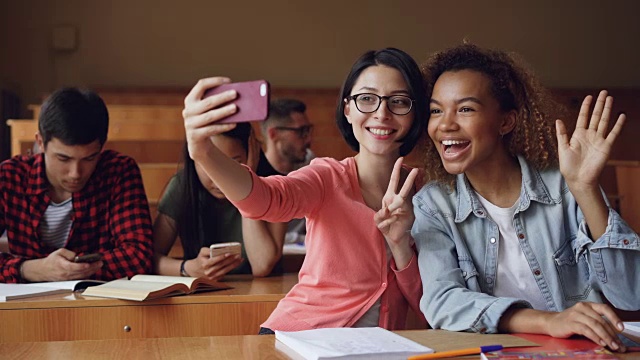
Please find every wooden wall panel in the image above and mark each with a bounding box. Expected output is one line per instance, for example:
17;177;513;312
615;164;640;232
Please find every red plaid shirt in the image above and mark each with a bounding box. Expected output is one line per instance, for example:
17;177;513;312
0;150;153;283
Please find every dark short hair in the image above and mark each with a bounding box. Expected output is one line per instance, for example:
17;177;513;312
261;98;307;133
336;48;428;157
38;88;109;147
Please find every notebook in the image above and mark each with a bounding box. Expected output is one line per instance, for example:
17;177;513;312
274;327;434;360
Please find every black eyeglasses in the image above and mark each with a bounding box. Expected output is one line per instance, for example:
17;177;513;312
346;93;415;115
274;125;314;138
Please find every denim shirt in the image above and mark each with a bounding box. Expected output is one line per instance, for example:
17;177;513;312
412;156;640;333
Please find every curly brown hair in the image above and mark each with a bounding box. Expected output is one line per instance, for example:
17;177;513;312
420;43;566;184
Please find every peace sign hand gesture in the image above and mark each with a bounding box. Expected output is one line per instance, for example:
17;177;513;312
374;157;419;265
556;90;626;189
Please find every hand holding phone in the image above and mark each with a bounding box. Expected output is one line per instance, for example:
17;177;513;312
202;80;270;124
73;253;103;263
210;242;242;258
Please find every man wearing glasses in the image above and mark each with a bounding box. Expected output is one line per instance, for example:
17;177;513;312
257;99;314;177
257;99;315;246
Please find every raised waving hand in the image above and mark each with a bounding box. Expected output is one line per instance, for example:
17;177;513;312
555;90;627;239
556;90;626;187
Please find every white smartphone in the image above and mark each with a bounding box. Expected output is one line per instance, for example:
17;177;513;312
209;242;242;258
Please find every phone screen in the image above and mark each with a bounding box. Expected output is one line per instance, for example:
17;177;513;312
74;253;102;263
202;80;270;124
209;242;242;258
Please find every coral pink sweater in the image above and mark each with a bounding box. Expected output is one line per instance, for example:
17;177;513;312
232;157;424;331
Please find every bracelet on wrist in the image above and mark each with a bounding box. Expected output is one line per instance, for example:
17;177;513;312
180;259;191;277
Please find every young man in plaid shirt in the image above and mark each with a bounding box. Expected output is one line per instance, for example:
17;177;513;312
0;88;154;283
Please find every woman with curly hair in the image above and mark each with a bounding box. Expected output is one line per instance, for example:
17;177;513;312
412;43;639;352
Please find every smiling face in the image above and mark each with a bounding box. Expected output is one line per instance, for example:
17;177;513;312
428;69;515;176
344;65;414;158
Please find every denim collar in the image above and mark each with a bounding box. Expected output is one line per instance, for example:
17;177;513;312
454;155;557;223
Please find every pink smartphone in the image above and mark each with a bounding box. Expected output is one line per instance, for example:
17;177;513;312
210;242;242;258
202;80;270;124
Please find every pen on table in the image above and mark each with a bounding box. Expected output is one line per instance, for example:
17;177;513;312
407;345;503;360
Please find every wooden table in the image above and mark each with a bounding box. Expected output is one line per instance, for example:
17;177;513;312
1;330;637;360
0;274;298;343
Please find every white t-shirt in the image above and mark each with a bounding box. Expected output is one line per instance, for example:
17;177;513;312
39;198;74;249
475;192;548;310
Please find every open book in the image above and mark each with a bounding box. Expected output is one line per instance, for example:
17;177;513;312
0;279;105;301
82;274;231;301
275;327;434;360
